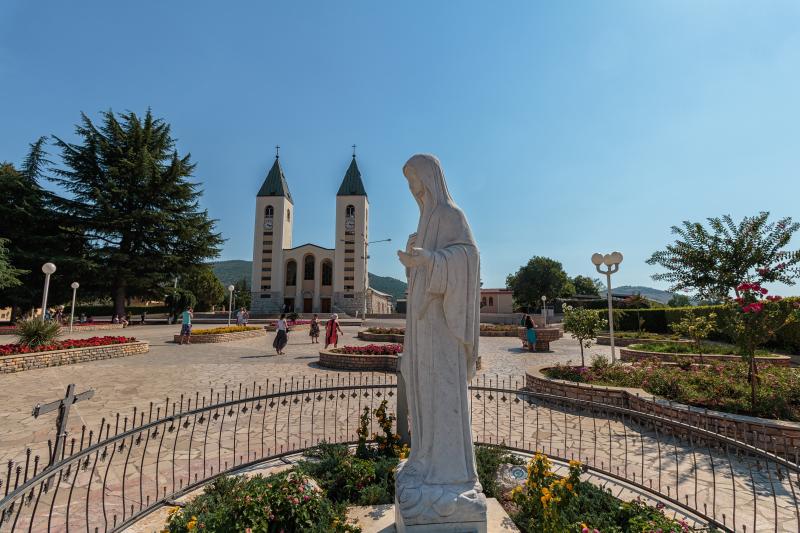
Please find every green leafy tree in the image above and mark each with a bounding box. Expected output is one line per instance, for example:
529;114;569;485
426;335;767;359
562;304;608;367
0;238;27;290
571;275;602;296
165;288;197;320
506;256;574;311
0;140;89;313
233;278;251;310
667;294;691;307
647;213;800;300
723;282;800;413
670;311;717;354
181;266;225;311
50;110;223;315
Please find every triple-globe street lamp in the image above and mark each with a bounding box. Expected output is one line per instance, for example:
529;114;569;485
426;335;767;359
591;251;623;362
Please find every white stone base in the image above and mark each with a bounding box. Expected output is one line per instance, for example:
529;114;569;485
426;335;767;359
347;498;518;533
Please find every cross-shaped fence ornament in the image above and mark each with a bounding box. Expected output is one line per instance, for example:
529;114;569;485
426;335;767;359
32;384;94;467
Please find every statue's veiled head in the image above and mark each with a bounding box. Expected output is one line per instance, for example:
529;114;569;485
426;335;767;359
403;154;454;210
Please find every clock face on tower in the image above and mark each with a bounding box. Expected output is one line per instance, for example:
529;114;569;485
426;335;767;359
345;217;355;231
264;218;273;230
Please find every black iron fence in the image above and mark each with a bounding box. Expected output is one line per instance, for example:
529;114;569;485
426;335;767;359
1;374;799;532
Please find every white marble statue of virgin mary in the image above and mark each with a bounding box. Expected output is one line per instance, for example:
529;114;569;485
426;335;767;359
395;154;486;529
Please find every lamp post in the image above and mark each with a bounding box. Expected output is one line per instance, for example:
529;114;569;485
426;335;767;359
40;263;57;319
227;285;235;326
541;295;547;327
592;251;623;362
69;282;79;333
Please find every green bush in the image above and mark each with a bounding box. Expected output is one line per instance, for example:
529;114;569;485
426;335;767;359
164;471;355;532
296;443;398;505
629;341;771;356
474;445;524;498
16;317;61;347
544;361;800;421
595;298;800;354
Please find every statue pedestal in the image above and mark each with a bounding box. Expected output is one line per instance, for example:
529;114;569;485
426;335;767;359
347;499;517;533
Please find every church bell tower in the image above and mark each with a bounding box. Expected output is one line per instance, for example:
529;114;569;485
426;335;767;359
251;148;293;313
333;150;369;316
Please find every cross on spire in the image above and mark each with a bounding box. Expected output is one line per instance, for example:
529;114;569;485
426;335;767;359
352;144;357;158
275;145;280;159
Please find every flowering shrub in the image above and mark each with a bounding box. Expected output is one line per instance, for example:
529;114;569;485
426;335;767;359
544;360;800;420
669;311;717;354
0;336;136;356
365;327;405;335
331;344;403;356
191;325;261;336
725;281;800;412
511;452;697;532
163;471;358;532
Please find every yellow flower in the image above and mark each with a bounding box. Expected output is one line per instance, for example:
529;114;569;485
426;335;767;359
569;459;581;468
566;482;574;492
186;516;198;530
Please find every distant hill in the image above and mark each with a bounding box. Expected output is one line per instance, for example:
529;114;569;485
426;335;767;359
601;285;678;304
210;260;407;301
368;273;407;301
210;260;251;287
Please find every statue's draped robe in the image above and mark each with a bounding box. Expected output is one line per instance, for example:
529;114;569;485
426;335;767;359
402;202;481;486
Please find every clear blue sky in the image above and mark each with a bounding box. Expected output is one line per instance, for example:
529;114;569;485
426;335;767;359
2;1;800;294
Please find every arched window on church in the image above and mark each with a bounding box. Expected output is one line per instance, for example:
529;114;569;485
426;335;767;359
265;205;274;218
304;255;315;281
322;261;333;286
285;260;297;286
345;205;355;218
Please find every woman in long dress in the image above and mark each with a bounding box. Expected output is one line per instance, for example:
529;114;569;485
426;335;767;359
395;154;485;525
324;314;343;348
524;313;537;351
272;313;288;355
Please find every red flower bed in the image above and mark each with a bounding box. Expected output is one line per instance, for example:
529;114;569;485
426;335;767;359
0;336;137;356
332;344;403;356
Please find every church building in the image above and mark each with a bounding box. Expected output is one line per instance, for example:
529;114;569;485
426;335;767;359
250;151;392;316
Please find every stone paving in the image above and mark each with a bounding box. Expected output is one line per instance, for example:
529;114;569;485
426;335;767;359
1;322;798;532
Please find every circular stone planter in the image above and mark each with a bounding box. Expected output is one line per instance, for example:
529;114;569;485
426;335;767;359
525;364;800;457
357;330;405;343
173;328;267;344
479;328;519;337
318;349;482;372
596;335;688;347
0;340;149;373
619;346;790;367
318;349;399;371
516;327;563;352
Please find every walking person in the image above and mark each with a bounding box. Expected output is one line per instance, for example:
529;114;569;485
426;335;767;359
236;307;244;326
243;308;249;325
273;314;289;355
324;313;344;349
524;313;537;352
309;314;320;344
179;307;193;345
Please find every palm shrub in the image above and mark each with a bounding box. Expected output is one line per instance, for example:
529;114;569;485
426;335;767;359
16;317;61;347
669;311;717;354
563;305;607;366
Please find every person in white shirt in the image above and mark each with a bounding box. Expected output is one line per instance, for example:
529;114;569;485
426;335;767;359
273;314;289;355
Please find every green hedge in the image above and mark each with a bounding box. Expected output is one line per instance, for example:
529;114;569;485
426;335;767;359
599;298;800;354
65;305;169;316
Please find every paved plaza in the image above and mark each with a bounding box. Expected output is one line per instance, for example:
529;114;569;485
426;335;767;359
0;320;599;465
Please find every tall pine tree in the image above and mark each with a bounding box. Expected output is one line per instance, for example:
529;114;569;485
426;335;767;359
51;110;223;315
0;139;89;315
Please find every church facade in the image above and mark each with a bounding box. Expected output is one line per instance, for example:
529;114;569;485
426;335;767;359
250;152;391;316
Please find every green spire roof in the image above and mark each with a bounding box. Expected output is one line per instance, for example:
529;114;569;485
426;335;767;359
337;156;367;197
257;157;292;200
